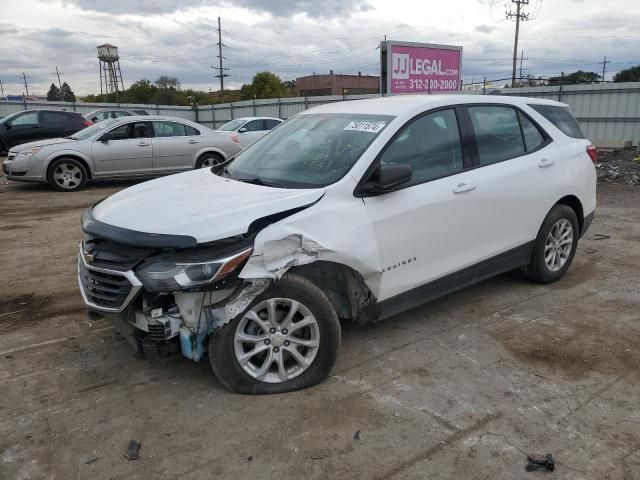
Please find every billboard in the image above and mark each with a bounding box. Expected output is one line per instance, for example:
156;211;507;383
381;41;462;94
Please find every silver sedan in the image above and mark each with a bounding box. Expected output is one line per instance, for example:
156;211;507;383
2;116;244;191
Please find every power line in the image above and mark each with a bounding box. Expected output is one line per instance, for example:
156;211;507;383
506;0;532;88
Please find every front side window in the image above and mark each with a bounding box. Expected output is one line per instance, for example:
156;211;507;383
243;120;266;132
378;109;463;186
10;112;39;126
468;106;525;166
227;113;393;188
153;121;187;137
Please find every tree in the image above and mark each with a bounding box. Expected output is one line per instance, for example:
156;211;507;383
155;76;180;90
548;71;600;85
60;82;76;102
240;71;287;100
123;79;158;104
47;83;61;101
613;66;640;83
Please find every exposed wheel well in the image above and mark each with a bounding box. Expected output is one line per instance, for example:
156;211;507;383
556;195;584;233
48;155;92;179
288;261;379;324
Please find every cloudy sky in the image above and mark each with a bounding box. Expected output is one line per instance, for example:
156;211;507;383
1;0;639;96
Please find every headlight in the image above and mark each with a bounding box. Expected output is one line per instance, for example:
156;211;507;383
136;246;253;291
16;147;42;161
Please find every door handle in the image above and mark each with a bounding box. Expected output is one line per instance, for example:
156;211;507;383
137;142;149;147
453;182;476;194
538;158;554;168
187;139;199;144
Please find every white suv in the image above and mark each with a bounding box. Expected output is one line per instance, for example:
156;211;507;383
77;95;597;394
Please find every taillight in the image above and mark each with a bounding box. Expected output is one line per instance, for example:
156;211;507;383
586;144;597;164
231;133;239;144
83;120;93;127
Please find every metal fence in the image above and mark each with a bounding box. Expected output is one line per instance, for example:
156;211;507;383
2;82;639;145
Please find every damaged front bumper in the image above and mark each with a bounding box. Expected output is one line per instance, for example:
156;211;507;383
77;243;271;361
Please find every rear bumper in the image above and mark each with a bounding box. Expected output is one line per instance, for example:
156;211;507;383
581;211;594;238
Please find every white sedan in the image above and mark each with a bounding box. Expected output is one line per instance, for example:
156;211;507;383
216;117;283;147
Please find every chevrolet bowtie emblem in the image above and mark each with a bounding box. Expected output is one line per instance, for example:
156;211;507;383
83;251;95;264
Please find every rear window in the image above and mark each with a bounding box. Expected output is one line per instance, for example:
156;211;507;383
529;104;584;139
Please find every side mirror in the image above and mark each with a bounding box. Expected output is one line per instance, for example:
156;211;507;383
238;127;248;133
99;136;110;143
362;163;413;195
5;123;11;130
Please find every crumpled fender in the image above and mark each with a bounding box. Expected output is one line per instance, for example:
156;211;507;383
239;176;384;296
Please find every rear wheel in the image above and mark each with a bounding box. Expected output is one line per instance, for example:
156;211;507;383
208;273;341;394
196;152;223;169
47;158;87;192
523;204;579;283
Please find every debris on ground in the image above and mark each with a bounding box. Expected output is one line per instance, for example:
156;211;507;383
353;430;361;441
85;456;98;465
125;440;141;461
593;234;610;241
596;147;640;185
526;453;555;472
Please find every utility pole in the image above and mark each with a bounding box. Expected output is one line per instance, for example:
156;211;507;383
21;72;30;97
51;66;63;90
598;56;611;84
212;17;229;101
506;0;530;88
0;79;4;99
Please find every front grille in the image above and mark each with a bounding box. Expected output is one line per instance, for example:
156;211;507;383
79;261;134;311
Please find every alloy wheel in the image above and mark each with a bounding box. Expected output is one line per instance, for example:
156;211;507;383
233;298;320;383
52;162;83;190
544;219;574;271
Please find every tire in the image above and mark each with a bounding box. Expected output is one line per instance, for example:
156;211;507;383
523;204;579;283
47;158;88;192
195;152;224;169
208;273;341;394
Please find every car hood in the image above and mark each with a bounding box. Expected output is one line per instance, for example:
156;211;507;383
91;169;325;243
9;137;74;152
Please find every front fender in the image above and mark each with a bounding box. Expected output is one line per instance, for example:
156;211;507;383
43;149;95;175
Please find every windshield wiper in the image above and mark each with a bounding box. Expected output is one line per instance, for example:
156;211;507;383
234;177;288;188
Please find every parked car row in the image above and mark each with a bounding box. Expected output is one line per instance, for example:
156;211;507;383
2;112;283;190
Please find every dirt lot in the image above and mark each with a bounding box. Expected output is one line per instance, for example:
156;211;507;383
1;167;639;480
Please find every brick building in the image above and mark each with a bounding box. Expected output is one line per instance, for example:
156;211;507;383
294;71;380;97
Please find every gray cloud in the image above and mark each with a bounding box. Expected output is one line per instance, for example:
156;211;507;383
61;0;372;18
475;24;495;33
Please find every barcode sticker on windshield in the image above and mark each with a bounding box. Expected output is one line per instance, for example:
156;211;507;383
344;121;386;133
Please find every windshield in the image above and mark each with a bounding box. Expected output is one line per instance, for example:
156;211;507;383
0;111;24;125
218;119;246;131
226;113;393;188
69;119;117;140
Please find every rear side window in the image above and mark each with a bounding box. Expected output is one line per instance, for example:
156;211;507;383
380;108;463;185
185;125;200;136
265;119;281;130
153;121;187;137
529;104;584;139
518;112;545;151
43;111;72;124
243;120;266;131
468;106;525;166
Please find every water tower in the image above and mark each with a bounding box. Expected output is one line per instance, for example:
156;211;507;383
97;43;124;95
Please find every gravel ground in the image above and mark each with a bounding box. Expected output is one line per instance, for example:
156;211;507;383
0;167;639;480
596;147;640;185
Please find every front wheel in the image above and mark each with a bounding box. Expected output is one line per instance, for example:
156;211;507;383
208;273;341;394
523;204;579;283
47;158;88;192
